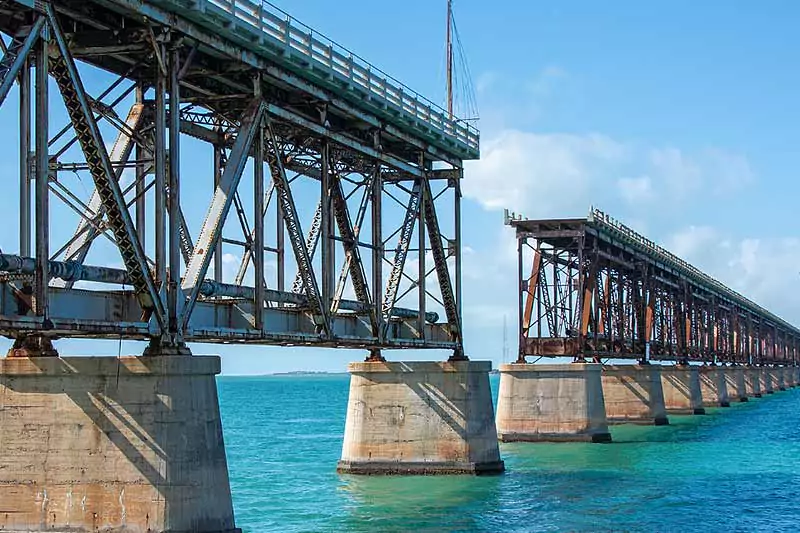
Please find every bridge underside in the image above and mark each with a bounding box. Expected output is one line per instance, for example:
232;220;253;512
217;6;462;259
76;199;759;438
0;0;468;356
512;210;800;366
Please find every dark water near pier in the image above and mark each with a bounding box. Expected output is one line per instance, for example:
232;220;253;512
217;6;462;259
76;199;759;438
218;374;800;532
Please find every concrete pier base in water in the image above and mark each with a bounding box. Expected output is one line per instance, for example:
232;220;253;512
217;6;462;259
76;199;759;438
775;367;786;391
601;365;669;425
660;366;704;415
761;367;775;394
337;361;504;475
495;363;611;443
0;356;239;533
744;367;762;398
698;366;730;407
725;366;748;402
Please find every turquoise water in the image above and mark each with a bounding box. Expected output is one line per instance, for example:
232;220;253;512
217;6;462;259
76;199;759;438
218;375;800;532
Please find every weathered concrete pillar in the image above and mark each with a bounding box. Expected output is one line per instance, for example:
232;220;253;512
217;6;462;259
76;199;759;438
790;367;800;387
495;363;611;443
0;356;239;533
761;367;775;394
660;365;704;415
775;367;787;391
338;360;504;475
725;366;748;402
601;365;669;425
744;367;762;398
698;366;730;407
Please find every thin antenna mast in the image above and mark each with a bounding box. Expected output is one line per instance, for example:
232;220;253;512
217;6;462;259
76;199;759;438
446;0;453;118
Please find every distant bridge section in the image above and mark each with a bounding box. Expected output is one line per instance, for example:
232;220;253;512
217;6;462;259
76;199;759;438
510;209;800;365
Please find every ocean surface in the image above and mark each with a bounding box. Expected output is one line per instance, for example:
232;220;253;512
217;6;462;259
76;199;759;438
218;374;800;532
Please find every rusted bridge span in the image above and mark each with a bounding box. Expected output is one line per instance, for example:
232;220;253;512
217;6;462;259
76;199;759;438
510;209;800;366
0;0;473;358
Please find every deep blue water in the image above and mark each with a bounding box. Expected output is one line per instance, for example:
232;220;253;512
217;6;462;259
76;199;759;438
218;375;800;532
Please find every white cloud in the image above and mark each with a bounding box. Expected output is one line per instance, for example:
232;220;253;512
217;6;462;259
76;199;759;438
665;225;718;260
617;175;654;204
464;129;756;218
463;130;626;217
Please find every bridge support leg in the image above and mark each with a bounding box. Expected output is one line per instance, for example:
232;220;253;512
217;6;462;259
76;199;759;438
660;365;704;415
698;366;730;407
725;366;748;402
495;363;611;442
337;360;504;475
601;365;669;425
776;367;787;391
760;367;774;394
744;367;762;398
0;355;239;533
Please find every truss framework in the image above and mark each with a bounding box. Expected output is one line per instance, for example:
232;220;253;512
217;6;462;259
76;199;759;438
0;0;468;358
512;209;800;366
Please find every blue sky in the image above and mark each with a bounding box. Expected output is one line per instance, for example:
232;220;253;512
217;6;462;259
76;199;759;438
1;1;798;373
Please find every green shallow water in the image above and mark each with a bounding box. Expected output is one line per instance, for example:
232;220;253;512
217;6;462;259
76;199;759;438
218;375;800;532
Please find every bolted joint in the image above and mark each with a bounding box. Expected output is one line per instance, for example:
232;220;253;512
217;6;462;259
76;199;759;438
143;337;192;356
7;335;58;358
365;349;385;362
448;347;469;362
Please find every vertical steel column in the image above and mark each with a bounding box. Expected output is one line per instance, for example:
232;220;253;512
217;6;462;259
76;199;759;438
454;170;462;332
19;57;30;256
276;185;285;299
417;165;426;339
370;162;384;357
154;49;167;290
517;234;525;362
167;47;181;334
320;142;334;313
134;83;146;248
33;28;48;317
253;79;264;330
213;141;223;284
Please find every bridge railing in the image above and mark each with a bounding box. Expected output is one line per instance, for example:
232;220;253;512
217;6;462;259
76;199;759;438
588;208;799;335
205;0;480;155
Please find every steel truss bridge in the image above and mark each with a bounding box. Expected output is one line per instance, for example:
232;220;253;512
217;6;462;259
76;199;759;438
0;0;474;358
510;209;800;366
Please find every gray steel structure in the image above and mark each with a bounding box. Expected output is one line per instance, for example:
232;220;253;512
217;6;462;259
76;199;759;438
0;0;471;359
510;209;800;366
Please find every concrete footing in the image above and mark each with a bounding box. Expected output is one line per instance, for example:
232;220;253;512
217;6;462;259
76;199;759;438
495;363;611;442
775;367;787;391
660;366;704;415
761;367;775;394
744;367;762;398
698;366;730;407
601;365;669;425
338;360;504;475
725;366;748;402
0;356;239;533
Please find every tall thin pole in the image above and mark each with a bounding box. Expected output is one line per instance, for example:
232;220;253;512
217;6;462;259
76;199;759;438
446;0;453;118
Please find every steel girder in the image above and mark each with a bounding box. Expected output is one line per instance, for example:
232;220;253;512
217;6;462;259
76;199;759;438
512;212;800;366
0;0;465;357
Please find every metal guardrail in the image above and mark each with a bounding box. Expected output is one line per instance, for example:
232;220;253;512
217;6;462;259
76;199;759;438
202;0;480;155
587;207;800;335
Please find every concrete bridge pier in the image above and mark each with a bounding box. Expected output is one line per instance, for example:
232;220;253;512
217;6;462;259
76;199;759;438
0;355;240;533
494;363;611;442
660;365;704;415
744;367;762;398
601;365;669;425
338;360;504;475
725;366;748;402
761;366;775;394
775;367;787;391
698;366;730;407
